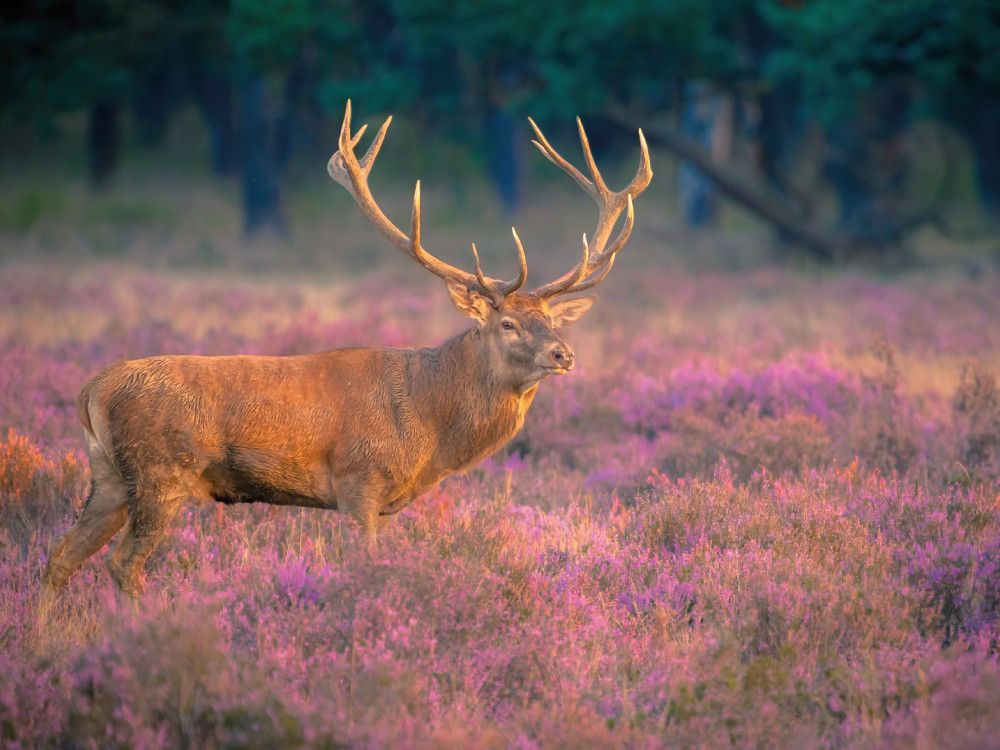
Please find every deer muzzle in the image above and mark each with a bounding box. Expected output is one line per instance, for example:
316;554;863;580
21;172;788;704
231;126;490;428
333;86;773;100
541;343;575;373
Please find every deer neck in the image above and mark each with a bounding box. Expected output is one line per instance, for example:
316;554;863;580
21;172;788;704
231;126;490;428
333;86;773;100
412;327;537;466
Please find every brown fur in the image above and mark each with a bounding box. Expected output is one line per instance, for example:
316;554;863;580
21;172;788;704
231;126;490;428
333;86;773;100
43;102;651;600
42;290;594;598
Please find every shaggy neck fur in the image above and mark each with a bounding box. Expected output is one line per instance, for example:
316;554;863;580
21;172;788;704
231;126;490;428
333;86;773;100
411;326;537;472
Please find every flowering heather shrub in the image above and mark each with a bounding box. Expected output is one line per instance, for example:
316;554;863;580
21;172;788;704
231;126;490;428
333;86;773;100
521;343;934;490
0;428;86;549
2;264;1000;747
850;334;924;475
952;360;1000;480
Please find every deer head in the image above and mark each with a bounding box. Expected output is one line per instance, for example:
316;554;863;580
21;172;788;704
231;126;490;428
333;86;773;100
327;101;652;390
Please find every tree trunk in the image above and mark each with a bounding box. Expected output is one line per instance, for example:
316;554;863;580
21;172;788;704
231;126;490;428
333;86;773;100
608;103;837;260
86;100;120;187
966;97;1000;217
132;60;176;149
191;60;238;177
274;62;305;178
484;101;520;214
822;79;912;248
238;75;285;236
678;81;722;228
757;84;810;218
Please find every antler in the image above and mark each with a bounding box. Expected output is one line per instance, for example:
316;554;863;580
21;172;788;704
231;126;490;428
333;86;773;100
328;101;526;304
529;117;652;299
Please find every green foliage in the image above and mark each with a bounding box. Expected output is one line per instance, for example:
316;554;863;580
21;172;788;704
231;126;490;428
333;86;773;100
0;0;196;118
5;0;1000;233
386;0;742;125
228;0;314;72
0;190;67;231
83;198;177;229
5;0;999;130
763;0;1000;123
528;0;739;117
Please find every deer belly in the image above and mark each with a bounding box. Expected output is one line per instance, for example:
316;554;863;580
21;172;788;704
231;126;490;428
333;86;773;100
200;447;330;508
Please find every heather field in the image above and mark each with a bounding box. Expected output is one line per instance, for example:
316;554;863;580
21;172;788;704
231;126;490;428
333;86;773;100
2;176;1000;747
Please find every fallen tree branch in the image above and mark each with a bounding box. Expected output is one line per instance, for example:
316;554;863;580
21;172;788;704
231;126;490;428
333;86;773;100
608;103;839;260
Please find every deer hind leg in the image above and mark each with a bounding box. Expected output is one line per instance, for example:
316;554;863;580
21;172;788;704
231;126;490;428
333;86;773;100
108;486;186;600
42;448;128;597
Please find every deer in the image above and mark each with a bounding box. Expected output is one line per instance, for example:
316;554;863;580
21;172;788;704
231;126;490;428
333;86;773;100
41;101;651;600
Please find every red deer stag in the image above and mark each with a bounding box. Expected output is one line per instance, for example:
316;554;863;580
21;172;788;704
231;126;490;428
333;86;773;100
42;101;652;599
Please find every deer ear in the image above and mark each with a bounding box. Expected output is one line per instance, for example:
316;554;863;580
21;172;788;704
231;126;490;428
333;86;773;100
549;295;597;327
446;279;492;323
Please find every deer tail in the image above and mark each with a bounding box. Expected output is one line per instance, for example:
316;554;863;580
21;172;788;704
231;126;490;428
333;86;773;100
76;377;98;438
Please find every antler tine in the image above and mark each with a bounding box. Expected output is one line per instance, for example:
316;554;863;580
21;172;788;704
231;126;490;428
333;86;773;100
499;227;529;295
576;117;610;200
339;100;368;160
560;195;633;295
528;117;597;200
470;227;528;300
328;101;366;185
471;242;487;288
534;195;631;299
531;231;591;299
631;129;653;199
532;113;652;299
581;192;635;276
605;192;636;259
568;252;617;294
409;182;481;291
329;101;525;303
358;117;391;175
409;180;423;258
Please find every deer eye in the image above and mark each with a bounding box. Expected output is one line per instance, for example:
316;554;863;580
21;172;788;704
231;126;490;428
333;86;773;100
501;320;515;330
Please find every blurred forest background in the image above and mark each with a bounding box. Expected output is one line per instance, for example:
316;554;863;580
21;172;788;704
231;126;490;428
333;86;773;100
2;0;999;268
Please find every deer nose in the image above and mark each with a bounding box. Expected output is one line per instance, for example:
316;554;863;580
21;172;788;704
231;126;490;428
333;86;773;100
550;347;574;369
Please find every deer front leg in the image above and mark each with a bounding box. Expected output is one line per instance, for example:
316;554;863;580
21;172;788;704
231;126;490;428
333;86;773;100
340;474;392;547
